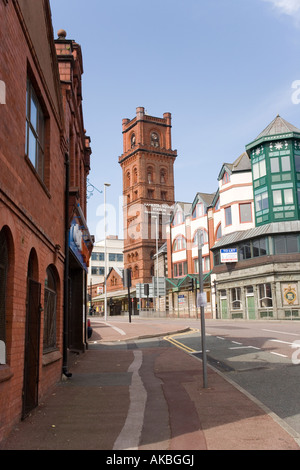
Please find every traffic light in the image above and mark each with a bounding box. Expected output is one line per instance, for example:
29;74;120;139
123;268;132;288
144;284;149;296
188;277;194;292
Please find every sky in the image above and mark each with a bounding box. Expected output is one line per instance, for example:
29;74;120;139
50;0;300;241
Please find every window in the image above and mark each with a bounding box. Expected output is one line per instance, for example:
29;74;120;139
273;188;294;206
0;229;8;364
173;211;184;225
160;169;167;183
192;203;204;219
295;155;300;172
173;236;186;251
240;203;252;223
193;229;208;246
117;254;123;262
271;156;291;173
273;190;282;206
222;172;230;184
253;159;266;180
91;252;105;261
284;188;293;205
253;238;267;257
255;191;269;212
216;224;222;240
225;206;232;226
274;234;299;254
43;267;57;352
91;267;105;276
259;283;272;308
239;242;251;260
194;257;210;273
148;189;154;199
26;78;45;180
173;261;187;277
231;288;242;310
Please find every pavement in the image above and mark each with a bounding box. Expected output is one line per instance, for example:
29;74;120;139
1;316;299;452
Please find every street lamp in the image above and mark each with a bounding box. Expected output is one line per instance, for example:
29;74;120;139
104;183;111;321
153;215;159;312
197;229;208;388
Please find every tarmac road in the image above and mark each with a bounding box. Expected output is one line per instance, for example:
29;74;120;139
0;316;299;452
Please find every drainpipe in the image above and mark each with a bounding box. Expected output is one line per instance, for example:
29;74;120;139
63;152;72;378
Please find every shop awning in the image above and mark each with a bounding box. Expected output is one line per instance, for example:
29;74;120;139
93;288;136;301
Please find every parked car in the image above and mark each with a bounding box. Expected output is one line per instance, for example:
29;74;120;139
87;318;93;339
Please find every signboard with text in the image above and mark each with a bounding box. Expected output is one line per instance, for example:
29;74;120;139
220;248;238;263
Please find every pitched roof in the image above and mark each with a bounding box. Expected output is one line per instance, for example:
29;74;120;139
255;115;300;139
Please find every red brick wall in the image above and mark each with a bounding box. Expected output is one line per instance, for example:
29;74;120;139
0;1;65;441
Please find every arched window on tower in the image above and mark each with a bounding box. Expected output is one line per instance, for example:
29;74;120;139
131;133;136;148
147;166;154;184
160;169;167;184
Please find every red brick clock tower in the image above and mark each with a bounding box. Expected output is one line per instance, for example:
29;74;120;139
119;107;177;285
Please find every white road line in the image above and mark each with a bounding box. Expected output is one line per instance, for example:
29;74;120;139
217;336;225;340
269;339;294;346
231;341;242;345
270;352;288;358
105;322;126;336
262;329;300;337
113;350;147;450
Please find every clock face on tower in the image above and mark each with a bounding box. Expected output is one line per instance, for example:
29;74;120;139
151;132;159;148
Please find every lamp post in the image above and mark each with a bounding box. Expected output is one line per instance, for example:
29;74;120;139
197;229;208;388
104;183;111;321
154;215;159;312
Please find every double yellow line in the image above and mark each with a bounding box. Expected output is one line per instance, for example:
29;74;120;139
164;328;199;354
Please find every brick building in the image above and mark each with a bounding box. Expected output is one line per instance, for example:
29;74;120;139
119;107;176;287
0;0;92;442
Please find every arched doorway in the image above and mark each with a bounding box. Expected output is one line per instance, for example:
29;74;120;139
22;249;41;419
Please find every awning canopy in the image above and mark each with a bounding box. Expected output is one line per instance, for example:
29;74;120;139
166;272;212;292
93;288;136;302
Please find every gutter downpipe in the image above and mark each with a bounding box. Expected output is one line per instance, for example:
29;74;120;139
63;152;72;378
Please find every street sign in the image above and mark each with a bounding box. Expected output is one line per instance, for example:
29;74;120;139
136;283;154;298
152;277;166;297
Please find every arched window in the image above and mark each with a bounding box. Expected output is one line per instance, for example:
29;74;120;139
43;266;57;352
193;229;208;246
126;171;131;188
173;235;186;252
0;229;8;364
131;133;136;148
160;169;167;184
147;166;154;183
216;223;222;240
133;167;138;184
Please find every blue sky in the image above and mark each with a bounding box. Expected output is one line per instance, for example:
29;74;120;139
50;0;300;241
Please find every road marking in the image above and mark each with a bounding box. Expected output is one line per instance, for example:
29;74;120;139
105;322;126;336
262;329;300;337
270;352;288;358
217;336;225;340
164;329;199;354
229;346;260;350
269;339;294;346
231;341;242;345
